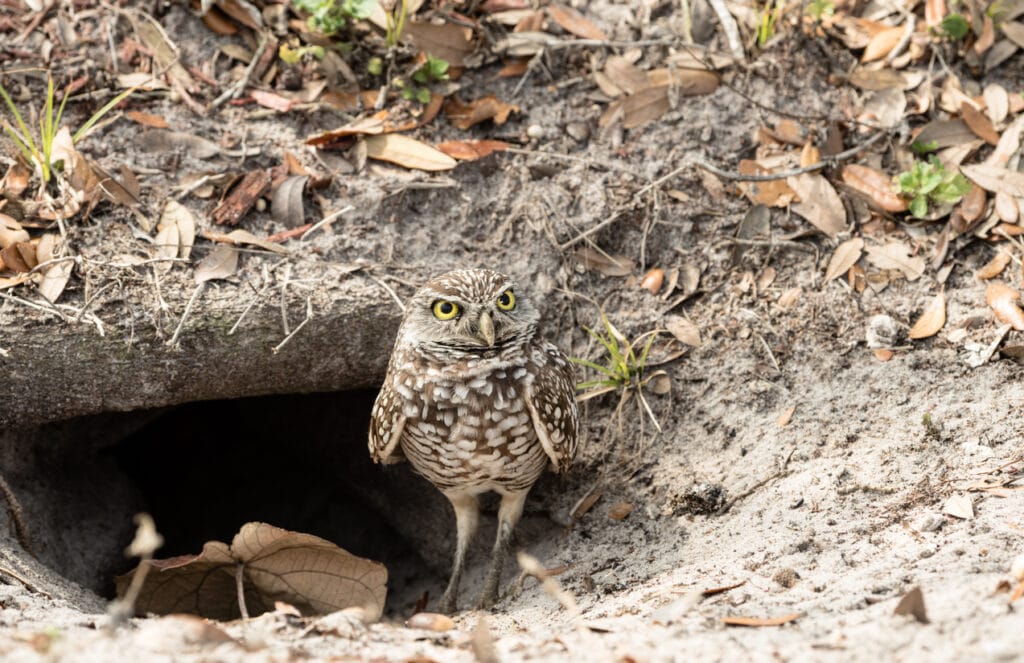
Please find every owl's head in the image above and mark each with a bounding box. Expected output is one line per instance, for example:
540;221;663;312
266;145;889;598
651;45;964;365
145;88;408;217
398;269;540;353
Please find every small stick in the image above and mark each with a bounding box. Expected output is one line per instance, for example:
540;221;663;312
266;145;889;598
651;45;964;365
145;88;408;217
166;282;206;347
272;296;313;354
212;33;270;108
366;274;406;313
706;0;746;62
236;563;250;619
301;204;354;242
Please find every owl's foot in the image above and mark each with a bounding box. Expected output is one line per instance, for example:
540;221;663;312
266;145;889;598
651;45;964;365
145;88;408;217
475;587;499;611
439;591;458;615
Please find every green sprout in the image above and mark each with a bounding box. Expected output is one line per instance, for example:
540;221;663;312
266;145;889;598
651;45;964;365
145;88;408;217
278;43;325;64
0;75;133;184
293;0;374;35
896;156;971;218
383;0;409;48
395;55;449;104
755;0;784;47
937;13;970;40
806;0;834;20
910;139;939;155
571;313;665;432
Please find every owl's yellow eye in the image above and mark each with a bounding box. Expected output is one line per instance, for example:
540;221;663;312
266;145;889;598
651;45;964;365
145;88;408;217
496;289;516;311
432;300;459;320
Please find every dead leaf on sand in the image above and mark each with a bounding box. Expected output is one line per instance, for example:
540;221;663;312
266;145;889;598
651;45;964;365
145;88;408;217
115;522;387;621
364;134;457;172
865;242;925;281
908;292;946;339
574;247;633;276
824;238;865;282
986;282;1024;330
894;586;929;623
722;613;801;627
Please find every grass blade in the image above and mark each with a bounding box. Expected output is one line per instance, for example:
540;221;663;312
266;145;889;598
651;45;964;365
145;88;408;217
0;82;39;156
72;86;135;143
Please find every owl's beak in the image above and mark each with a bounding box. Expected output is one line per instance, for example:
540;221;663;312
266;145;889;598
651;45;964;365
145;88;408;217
477;310;495;347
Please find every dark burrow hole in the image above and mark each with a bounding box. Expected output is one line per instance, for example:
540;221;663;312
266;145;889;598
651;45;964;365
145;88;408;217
65;389;565;616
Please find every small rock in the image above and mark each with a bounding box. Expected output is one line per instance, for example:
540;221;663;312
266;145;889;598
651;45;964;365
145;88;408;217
526;124;544;139
914;513;945;532
565;122;590;142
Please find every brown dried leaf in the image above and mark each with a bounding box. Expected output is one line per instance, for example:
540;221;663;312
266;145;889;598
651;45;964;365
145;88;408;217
364;134;457;172
824;238;864;281
995;192;1019;223
862;26;905;62
602;55;648;96
776;405;795;427
574;247;633;276
943;494;974;519
126;110;169;129
961;102;1000;145
976;252;1012;279
722;613;801;627
894;586;929;623
664;315;702;347
34;234;72;304
865;242;925;280
271;175;308;229
251;89;294;113
961;164;1024;197
842;164;908;212
925;0;946;27
986;281;1024;330
194;245;239;284
607;502;634;521
640;268;664;294
436;140;510;161
0;214;29;249
406;612;455;631
908;292;946;339
404;21;475;67
958;183;987;223
547;3;607;40
115;522;387;621
443;95;519;129
983;84;1009;124
788;173;846;237
737;161;797;207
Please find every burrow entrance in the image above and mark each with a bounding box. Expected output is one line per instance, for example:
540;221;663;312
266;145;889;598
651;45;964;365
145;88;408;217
12;390;566;615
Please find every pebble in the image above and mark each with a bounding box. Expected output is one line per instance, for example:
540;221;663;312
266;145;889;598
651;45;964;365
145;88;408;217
566;122;590;142
526;124;544;139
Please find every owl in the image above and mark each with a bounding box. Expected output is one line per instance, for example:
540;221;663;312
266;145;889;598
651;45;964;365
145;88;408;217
368;268;579;613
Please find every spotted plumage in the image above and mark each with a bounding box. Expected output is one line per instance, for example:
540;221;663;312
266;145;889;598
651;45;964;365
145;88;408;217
369;268;579;612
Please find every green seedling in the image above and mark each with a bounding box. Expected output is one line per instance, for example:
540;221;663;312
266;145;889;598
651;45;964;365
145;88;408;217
395;55;449;103
293;0;374;35
756;0;784;47
937;13;970;40
278;43;326;64
0;75;133;184
806;0;834;20
383;0;410;48
896;156;971;218
571;313;665;432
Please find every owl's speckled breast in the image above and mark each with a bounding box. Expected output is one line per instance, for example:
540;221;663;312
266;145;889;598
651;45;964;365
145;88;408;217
394;346;549;494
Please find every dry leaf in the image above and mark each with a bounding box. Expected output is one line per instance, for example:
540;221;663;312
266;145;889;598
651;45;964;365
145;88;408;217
406;613;455;631
862;26;905;63
271;175;308;228
986;282;1024;330
574;247;633;276
0;214;29;249
435;140;510;160
961;164;1024;197
160;200;196;260
126;110;169;128
194;245;239;284
251;89;294;113
825;238;864;281
943;494;974;519
995;192;1019;224
865;242;925;280
607;502;634;521
983;84;1009;124
34;234;72;303
722;613;801;627
115;522;387;621
444;95;519;129
908;292;946;339
364;135;457;172
664;315;702;347
961;102;1000;145
976;252;1011;279
894;586;929;623
777;287;802;307
737;161;796;207
776;405;795;427
958;183;987;223
547;3;607;40
788;173;846;237
404;21;475;67
842;165;908;212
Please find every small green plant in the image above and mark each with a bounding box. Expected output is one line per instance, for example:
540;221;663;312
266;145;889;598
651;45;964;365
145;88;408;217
278;43;325;64
937;13;970;40
0;75;133;184
293;0;374;35
896;156;971;218
395;55;449;103
755;0;784;47
910;139;939;155
383;0;409;48
571;313;665;432
921;412;942;441
806;0;834;20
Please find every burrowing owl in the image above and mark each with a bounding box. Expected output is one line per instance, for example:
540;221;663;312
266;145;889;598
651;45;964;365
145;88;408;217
369;268;579;613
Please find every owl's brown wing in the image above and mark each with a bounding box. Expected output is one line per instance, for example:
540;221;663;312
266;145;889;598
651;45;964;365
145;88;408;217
368;377;407;465
524;342;580;474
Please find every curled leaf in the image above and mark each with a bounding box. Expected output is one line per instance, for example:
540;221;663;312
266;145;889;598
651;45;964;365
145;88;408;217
986;282;1024;330
908;292;946;339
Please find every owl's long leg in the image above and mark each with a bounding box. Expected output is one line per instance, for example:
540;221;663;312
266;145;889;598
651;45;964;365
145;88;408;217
477;489;528;609
440;492;479;614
